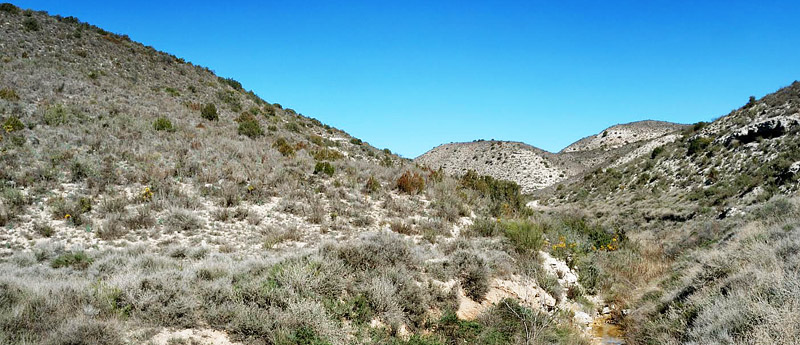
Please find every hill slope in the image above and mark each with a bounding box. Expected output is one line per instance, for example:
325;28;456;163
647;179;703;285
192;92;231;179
416;121;687;193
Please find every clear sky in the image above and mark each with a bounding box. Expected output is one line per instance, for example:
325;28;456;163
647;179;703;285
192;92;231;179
14;0;800;157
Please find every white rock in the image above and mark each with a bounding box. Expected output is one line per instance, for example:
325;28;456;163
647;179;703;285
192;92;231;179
574;311;592;325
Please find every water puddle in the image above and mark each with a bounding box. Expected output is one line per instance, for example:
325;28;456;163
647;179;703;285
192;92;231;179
591;314;625;345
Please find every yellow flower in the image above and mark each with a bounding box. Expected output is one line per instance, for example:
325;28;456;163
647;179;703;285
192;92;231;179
64;214;71;219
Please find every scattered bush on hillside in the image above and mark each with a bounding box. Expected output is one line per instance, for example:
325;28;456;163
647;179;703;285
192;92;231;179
51;251;93;269
3;116;25;132
0;3;19;14
217;90;241;112
273;138;295;157
200;103;218;121
365;176;381;194
237;119;263;138
451;250;490;301
460;170;528;217
153;117;175;132
350;138;362;145
314;162;335;177
687;137;712;156
22;17;39;31
0;88;20;101
218;76;243;90
397;171;425;194
312;148;343;161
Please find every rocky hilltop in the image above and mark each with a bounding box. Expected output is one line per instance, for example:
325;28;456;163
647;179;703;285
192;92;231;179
416;120;688;193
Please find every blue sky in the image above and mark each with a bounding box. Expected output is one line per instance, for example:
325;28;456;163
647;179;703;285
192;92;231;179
15;1;800;157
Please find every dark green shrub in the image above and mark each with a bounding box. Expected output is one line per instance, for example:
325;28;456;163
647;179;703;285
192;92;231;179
397;171;425;194
0;88;20;101
651;146;664;159
52;251;93;270
0;3;19;14
23;17;39;31
273;138;295;157
238;119;263;138
200;103;219;121
314;162;335;177
153;117;175;132
218;76;243;90
687;137;712;156
350;138;362;145
3;115;25;132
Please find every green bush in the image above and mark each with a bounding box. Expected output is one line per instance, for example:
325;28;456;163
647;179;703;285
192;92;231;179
273;138;295;157
0;3;20;14
3;115;25;132
312;148;343;161
218;76;243;90
23;17;39;31
51;251;93;270
687;137;712;156
651;146;664;159
200;103;219;121
314;162;335;177
0;88;20;101
238;119;263;138
460;170;528;217
153;117;175;132
500;219;545;254
43;104;70;125
217;90;241;112
350;138;362;145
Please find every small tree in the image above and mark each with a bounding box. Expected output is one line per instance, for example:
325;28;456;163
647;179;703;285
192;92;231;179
201;103;218;121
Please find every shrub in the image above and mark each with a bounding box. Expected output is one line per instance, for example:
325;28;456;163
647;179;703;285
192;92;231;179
350;138;362;145
51;251;93;269
23;17;39;31
43;104;71;125
397;171;425;194
312;148;343;161
238;119;263;138
687;137;712;156
153;117;175;132
0;3;19;14
34;223;54;237
273;138;295;157
314;162;335;177
3;115;25;132
0;88;20;101
500;219;545;254
200;103;218;121
651;146;664;159
460;171;527;217
217;90;241;111
219;76;243;90
451;251;490;301
365;176;381;194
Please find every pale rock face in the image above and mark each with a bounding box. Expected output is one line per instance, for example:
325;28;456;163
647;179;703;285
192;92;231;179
540;251;579;286
574;311;593;325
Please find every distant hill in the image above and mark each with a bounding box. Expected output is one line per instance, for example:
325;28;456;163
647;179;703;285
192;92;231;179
416;120;688;193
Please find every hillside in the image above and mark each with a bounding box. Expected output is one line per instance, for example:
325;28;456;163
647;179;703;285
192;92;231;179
415;121;687;193
0;5;621;345
541;82;800;345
